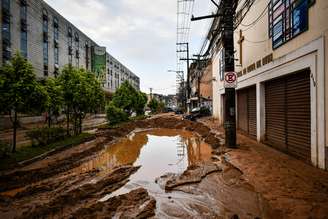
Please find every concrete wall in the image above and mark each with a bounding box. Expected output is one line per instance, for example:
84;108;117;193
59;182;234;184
200;62;213;100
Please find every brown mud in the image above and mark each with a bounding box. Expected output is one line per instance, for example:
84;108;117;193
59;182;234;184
1;114;327;218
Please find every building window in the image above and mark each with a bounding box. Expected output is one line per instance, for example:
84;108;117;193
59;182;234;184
2;0;11;63
268;0;310;49
85;42;89;69
74;32;79;67
42;9;49;76
54;17;59;66
20;0;27;58
68;27;73;64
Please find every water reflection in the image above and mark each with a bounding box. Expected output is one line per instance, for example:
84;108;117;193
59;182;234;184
73;129;212;178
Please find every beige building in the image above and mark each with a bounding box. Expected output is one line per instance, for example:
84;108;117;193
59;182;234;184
207;0;327;169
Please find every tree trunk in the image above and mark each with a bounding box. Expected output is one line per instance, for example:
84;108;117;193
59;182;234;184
48;109;51;128
12;111;17;153
66;106;70;136
79;114;82;134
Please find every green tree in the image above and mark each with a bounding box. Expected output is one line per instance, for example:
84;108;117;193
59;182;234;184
0;53;48;152
58;66;104;135
106;102;129;125
111;81;138;115
148;98;159;113
44;78;63;128
134;92;148;116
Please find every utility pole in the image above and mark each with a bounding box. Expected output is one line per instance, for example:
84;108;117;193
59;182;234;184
222;0;237;147
177;42;190;112
149;88;153;100
190;0;237;147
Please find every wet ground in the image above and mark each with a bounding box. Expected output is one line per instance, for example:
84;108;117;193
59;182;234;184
1;115;328;218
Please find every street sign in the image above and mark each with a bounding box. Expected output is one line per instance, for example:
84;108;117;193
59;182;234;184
224;71;237;88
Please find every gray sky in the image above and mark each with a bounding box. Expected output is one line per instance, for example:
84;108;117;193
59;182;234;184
44;0;215;95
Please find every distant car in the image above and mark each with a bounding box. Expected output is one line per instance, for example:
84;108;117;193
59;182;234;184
145;110;152;116
173;108;184;115
183;106;211;121
163;107;174;113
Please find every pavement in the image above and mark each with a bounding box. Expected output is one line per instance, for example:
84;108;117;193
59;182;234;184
0;114;107;149
199;117;328;219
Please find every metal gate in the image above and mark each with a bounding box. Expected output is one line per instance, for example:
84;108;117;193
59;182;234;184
265;70;311;162
237;86;257;139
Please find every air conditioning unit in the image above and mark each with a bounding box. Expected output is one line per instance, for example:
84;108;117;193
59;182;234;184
54;64;59;69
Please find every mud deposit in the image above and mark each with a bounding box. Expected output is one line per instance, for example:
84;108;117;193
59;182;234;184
0;116;278;218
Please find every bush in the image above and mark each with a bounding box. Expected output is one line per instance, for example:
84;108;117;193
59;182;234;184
27;127;66;146
106;103;129;125
0;141;10;158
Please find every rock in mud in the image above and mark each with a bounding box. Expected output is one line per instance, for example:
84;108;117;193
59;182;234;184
164;162;223;190
71;188;156;219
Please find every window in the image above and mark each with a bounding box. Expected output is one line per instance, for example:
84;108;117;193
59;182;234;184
268;0;310;49
2;0;11;63
42;9;49;76
54;17;59;66
68;27;73;64
85;42;89;69
20;1;27;58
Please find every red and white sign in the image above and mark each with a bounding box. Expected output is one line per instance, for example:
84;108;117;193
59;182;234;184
224;72;237;88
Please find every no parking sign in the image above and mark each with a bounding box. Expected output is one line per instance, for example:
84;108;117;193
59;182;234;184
224;72;237;88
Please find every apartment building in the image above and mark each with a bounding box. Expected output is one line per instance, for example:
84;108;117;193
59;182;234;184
189;60;213;110
0;0;139;91
105;53;140;92
205;0;327;169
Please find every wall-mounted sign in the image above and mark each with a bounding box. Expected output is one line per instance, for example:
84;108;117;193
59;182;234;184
224;71;237;88
92;46;106;84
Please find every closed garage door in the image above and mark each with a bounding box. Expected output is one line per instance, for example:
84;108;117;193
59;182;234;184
237;86;257;139
265;70;311;162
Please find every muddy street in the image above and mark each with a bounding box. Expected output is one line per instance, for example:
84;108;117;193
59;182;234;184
0;115;328;218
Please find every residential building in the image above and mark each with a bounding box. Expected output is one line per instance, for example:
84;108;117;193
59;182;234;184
0;0;139;92
203;0;327;169
189;59;213;110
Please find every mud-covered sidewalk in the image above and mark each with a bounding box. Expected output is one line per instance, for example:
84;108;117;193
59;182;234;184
199;117;328;218
0;114;327;218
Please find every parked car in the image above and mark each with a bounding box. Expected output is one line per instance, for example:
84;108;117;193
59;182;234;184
173;107;184;115
183;106;211;121
163;107;174;113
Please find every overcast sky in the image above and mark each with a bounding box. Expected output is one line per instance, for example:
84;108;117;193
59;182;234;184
44;0;215;95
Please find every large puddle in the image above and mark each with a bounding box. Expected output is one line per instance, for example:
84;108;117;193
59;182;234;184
72;128;212;200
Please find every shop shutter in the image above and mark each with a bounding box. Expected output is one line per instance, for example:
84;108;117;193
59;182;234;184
265;70;311;162
286;71;311;162
237;86;257;139
237;90;248;133
248;86;257;139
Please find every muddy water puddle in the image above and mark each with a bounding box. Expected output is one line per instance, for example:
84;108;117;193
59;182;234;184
72;129;212;193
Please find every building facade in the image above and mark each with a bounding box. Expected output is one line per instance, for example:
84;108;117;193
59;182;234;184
189;60;213;110
0;0;139;91
205;0;327;169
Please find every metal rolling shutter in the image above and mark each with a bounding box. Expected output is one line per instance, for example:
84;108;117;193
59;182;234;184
248;86;257;139
265;77;287;152
237;86;257;139
286;71;311;162
265;70;311;162
237;90;248;133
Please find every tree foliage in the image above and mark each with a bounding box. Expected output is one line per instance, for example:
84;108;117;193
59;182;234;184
43;77;63;127
106;102;129;125
0;53;48;152
111;81;147;116
58;66;105;135
148;98;165;114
